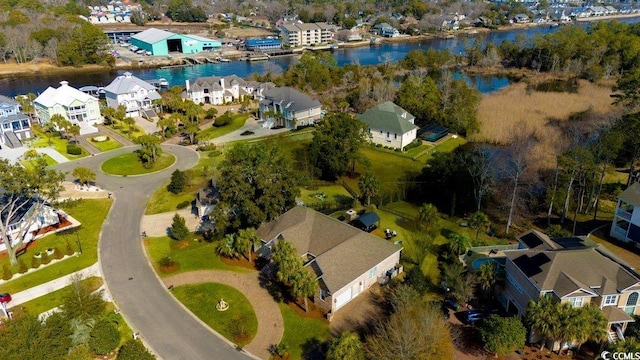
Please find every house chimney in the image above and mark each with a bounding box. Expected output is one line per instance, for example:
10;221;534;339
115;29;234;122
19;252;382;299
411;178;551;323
185;79;190;92
124;72;132;78
60;81;69;87
220;77;225;89
401;112;406;118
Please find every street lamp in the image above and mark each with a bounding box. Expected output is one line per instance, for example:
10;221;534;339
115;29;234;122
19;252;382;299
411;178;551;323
76;232;82;255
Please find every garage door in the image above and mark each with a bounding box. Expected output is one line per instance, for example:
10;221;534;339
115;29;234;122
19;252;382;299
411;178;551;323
335;288;352;310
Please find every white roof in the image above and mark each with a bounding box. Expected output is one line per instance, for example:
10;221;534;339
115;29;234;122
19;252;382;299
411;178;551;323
131;28;174;44
183;34;219;43
104;72;160;98
34;81;95;108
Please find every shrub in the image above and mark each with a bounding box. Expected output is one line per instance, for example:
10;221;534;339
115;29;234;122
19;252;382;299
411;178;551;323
66;241;75;256
53;246;64;260
197;143;217;151
205;108;218;119
167;169;187;194
17;258;28;274
89;320;120;355
404;139;422;151
31;256;40;269
40;251;51;265
170;214;189;240
546;224;571;238
159;255;176;268
214;113;232;127
67;144;82;155
176;200;191;209
2;264;12;280
117;339;155;360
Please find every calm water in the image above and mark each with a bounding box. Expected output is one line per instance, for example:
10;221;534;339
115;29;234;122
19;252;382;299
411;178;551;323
2;17;638;97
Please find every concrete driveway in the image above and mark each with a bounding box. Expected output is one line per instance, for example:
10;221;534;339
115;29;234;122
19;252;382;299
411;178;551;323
210;117;290;145
141;208;201;237
55;145;254;360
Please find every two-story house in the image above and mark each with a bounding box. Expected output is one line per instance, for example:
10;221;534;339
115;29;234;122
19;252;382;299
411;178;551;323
184;75;274;105
501;230;640;345
34;81;102;134
258;87;322;129
256;206;402;318
356;101;418;150
104;72;161;118
611;182;640;244
0;199;63;252
0;95;31;148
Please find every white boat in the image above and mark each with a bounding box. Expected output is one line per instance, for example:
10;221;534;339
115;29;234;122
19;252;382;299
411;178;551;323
219;58;231;63
158;78;169;87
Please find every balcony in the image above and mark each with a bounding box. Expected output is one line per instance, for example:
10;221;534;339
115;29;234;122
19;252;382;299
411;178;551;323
616;208;633;221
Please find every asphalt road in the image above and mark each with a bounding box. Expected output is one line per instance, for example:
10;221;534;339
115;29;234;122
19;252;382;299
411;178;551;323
56;145;253;360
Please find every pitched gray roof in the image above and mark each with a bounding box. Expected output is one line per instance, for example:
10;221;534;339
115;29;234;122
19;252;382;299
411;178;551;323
506;246;640;298
619;182;640;207
0;95;17;106
357;101;418;135
104;72;160;98
0;113;29;124
131;28;174;44
257;206;401;293
263;87;321;113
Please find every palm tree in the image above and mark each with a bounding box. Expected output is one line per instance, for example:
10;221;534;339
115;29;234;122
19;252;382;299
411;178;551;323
358;172;379;206
468;211;489;242
291;268;318;312
327;331;364;360
526;296;560;351
235;227;258;262
450;273;475;306
123;117;136;133
417;203;439;234
216;234;237;258
476;260;502;296
448;233;471;256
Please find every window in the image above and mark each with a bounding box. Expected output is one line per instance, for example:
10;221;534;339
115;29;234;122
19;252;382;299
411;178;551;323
369;267;377;279
604;295;618;306
568;297;584;307
506;272;523;294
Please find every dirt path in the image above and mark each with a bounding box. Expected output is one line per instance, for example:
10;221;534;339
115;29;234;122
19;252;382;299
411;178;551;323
163;270;284;360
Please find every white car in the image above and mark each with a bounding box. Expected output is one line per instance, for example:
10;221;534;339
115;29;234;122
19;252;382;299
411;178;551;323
135;49;145;54
145;51;152;56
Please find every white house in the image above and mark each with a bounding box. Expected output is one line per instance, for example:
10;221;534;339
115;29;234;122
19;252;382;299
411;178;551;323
34;81;102;135
611;183;640;244
104;72;162;118
258;87;322;129
0;201;62;252
184;75;274;105
0;95;32;148
257;206;402;317
279;22;334;47
356;101;418;150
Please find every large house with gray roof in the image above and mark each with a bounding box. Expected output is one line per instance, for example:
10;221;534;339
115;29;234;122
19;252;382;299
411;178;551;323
0;95;31;148
184;75;275;105
104;72;161;118
357;101;418;150
257;206;402;317
258;87;322;129
34;81;102;135
501;230;640;344
611;183;640;244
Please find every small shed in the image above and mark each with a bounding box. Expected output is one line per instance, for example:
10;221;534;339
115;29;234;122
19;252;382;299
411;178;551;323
349;212;380;233
420;124;449;142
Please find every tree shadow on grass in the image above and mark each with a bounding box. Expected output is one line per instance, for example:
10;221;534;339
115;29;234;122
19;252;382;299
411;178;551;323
258;269;284;303
301;337;327;360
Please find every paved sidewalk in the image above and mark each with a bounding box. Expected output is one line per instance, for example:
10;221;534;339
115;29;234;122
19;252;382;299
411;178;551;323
36;148;69;163
141;208;201;237
96;125;134;146
163;270;284;360
8;263;101;307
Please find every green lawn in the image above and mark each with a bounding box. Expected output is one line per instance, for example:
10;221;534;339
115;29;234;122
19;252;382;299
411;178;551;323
145;151;220;215
0;198;112;294
31;137;89;160
89;137;123;152
278;303;330;360
109;121;144;140
414;135;468;163
101;152;175;175
12;276;103;315
21;154;57;169
173;283;258;346
144;235;251;276
297;185;353;207
198;114;250;141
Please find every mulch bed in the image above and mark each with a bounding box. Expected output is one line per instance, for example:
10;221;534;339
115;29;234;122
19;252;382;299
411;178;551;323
286;300;328;323
220;256;259;270
31;213;73;237
160;263;180;273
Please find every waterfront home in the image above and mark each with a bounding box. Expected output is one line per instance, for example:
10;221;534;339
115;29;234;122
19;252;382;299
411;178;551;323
610;183;640;244
258;87;322;129
104;72;161;118
256;206;402;319
279;22;334;47
34;81;101;134
185;75;275;105
372;23;400;37
356;101;418;150
0;95;31;148
500;230;639;347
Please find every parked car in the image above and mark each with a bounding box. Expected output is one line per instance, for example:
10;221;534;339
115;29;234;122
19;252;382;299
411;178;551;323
0;293;11;303
145;51;152;56
464;310;486;324
135;49;145;54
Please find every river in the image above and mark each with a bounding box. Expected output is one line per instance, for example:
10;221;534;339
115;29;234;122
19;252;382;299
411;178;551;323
1;17;639;97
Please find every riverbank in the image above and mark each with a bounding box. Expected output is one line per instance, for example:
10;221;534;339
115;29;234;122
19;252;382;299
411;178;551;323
0;63;112;78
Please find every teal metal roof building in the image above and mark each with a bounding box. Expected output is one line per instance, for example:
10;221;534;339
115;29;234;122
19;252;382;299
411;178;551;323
131;28;222;56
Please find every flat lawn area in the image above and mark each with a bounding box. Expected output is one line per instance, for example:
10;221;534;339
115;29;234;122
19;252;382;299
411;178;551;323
278;302;330;360
109;121;144;140
101;152;175;175
414;135;468;163
341;147;424;197
13;276;103;315
21;154;57;169
0;198;112;294
198;114;249;141
145;151;220;215
173;283;258;346
297;185;353;207
144;235;251;276
31;136;89;160
89;137;123;152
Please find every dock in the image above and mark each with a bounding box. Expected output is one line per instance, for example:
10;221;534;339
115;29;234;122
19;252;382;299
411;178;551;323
160;63;192;69
247;54;270;61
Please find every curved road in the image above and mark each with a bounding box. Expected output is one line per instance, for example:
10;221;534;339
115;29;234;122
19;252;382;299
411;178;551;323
56;145;253;360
